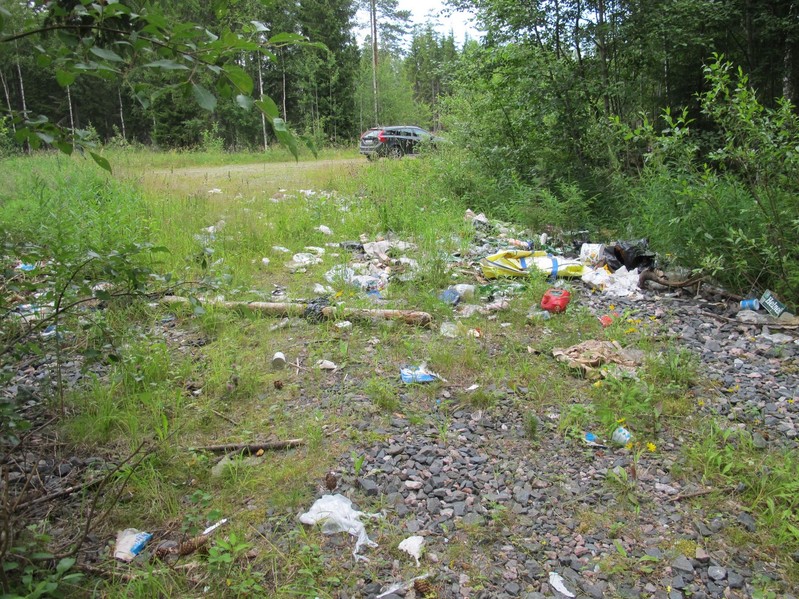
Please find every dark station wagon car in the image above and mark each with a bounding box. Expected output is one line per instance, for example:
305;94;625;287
359;125;440;160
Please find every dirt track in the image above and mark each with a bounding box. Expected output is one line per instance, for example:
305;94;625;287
139;158;364;198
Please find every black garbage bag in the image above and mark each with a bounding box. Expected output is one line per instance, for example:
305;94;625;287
604;239;656;272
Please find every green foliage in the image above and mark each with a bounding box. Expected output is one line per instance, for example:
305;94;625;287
617;56;799;306
688;423;799;551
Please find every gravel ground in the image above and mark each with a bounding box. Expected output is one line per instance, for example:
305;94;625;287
323;288;799;598
2;269;797;598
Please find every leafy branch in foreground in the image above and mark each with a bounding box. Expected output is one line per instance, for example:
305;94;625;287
0;1;326;169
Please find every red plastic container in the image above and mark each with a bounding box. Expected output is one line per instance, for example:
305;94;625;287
541;288;571;313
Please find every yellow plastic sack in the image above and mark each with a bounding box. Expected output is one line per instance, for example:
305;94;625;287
480;250;584;280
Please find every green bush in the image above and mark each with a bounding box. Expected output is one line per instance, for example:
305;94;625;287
618;56;799;308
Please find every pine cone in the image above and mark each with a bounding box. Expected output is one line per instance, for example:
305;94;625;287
324;471;338;492
413;579;437;599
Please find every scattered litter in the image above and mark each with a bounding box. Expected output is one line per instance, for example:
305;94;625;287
465;384;480;392
552;340;641;378
509;238;534;250
298;494;380;561
611;426;632;446
598;313;619;327
467;328;482;338
464;209;491;231
484;298;510;312
272;352;287;369
452;284;476;299
398;535;425;567
400;364;445;384
549;571;576;597
286;252;323;271
740;298;760;311
603;239;655;271
317;360;337;371
584;432;605;447
579;243;605;266
581;265;642;300
480;250;583;279
16;263;36;272
760;289;787;318
456;304;484;318
438;288;461;305
335;321;352;331
261;257;270;266
325;264;387;293
207;188;222;194
440;322;458;338
528;309;552;321
317;225;333;235
272;245;291;253
114;528;152;562
541;288;571;313
313;283;335;295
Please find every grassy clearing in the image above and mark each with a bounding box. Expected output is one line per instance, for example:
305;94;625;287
1;149;798;596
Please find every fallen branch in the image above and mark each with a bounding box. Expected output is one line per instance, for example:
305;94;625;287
212;409;239;426
669;487;731;502
638;270;706;290
14;477;103;510
192;438;305;454
161;296;432;326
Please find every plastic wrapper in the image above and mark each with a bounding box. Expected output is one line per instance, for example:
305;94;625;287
299;494;379;561
114;529;152;562
480;250;583;280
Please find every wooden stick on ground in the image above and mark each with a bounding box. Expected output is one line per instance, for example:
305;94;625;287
160;296;432;326
191;438;305;454
14;477;103;510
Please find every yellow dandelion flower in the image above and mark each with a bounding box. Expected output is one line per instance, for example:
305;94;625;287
625;441;633;450
617;417;626;424
625;327;638;334
647;442;656;452
609;304;616;311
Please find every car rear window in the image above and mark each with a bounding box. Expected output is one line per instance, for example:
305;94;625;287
363;130;380;139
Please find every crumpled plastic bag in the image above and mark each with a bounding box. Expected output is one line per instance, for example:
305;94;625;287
480;250;584;279
299;494;380;561
581;266;643;300
603;239;655;272
400;363;446;384
552;340;641;378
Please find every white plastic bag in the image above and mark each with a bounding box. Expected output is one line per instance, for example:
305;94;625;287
299;494;379;561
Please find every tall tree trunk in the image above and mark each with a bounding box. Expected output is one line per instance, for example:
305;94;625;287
0;70;15;133
784;2;797;104
66;85;75;147
370;0;379;124
257;55;268;150
281;50;287;120
118;86;126;141
15;57;28;153
554;0;562;59
595;0;611;116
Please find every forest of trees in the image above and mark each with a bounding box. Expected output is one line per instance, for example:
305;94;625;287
1;0;795;154
0;0;462;150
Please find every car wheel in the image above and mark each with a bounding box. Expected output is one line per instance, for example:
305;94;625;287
388;145;403;159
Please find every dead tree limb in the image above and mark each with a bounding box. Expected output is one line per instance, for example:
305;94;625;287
192;439;305;454
160;296;432;326
14;477;103;510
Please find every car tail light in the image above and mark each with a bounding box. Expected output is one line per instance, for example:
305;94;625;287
377;130;386;142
